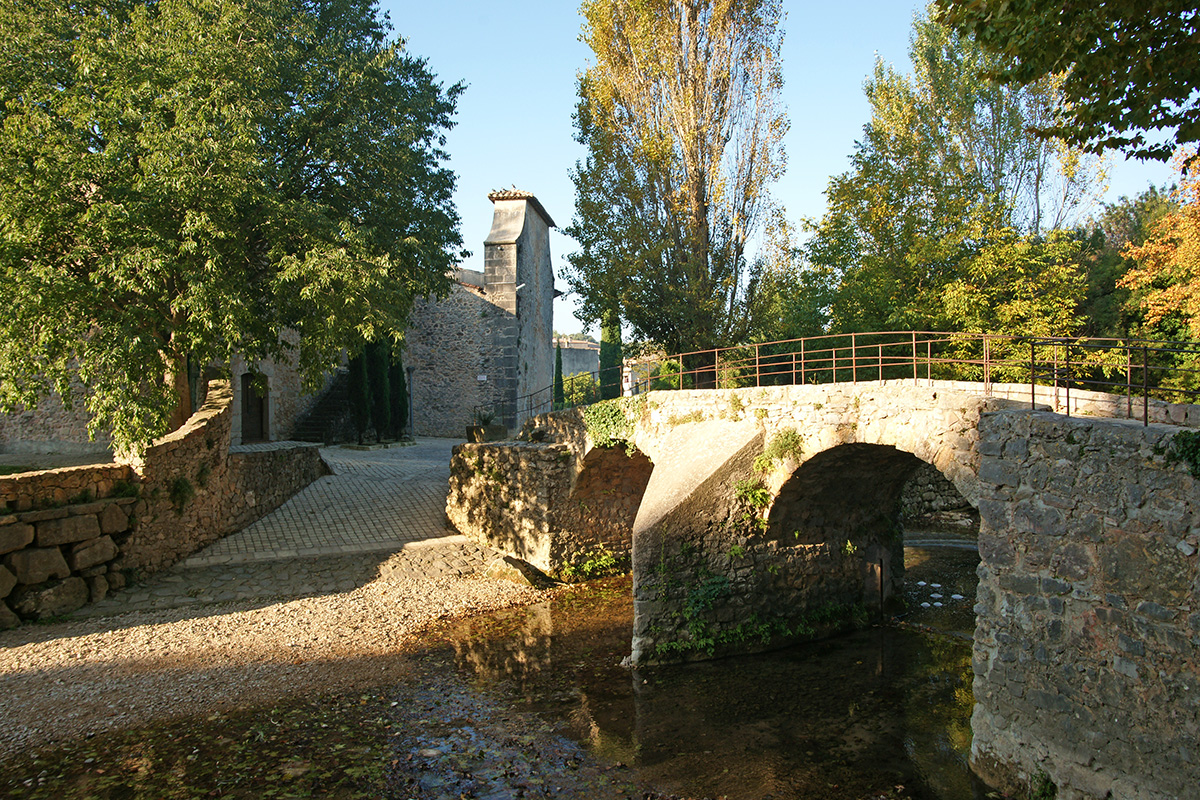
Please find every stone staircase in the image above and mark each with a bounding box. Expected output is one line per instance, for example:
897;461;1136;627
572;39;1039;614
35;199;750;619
291;369;352;444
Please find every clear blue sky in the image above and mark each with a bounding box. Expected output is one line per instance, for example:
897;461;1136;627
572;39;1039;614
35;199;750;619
380;1;1178;334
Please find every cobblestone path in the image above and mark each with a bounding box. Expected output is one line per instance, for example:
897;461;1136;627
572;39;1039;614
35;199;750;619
74;439;495;618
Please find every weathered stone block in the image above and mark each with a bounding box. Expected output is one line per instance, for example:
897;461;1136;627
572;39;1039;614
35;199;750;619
107;569;126;591
69;536;118;571
87;574;108;603
0;522;34;555
0;565;15;599
36;514;101;547
9;577;88;619
5;547;70;584
0;602;18;630
19;508;68;523
98;503;129;534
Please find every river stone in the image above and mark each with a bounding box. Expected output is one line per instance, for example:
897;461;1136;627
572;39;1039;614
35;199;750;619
0;565;15;599
10;577;89;619
98;503;129;535
5;547;71;584
0;602;18;630
69;536;118;571
0;522;34;556
37;515;101;547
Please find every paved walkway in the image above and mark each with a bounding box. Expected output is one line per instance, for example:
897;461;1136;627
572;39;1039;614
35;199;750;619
74;438;497;618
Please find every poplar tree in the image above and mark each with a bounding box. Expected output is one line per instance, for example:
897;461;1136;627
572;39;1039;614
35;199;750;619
565;0;787;368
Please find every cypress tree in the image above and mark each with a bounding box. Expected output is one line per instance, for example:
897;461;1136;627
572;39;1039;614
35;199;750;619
389;349;408;438
554;341;565;409
367;340;390;442
599;308;622;400
348;352;370;444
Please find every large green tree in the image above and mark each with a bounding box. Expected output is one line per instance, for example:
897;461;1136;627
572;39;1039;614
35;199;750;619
934;0;1200;163
806;8;1099;334
0;0;464;452
564;0;787;364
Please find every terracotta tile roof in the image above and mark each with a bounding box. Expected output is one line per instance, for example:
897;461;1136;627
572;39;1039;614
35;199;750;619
487;189;556;228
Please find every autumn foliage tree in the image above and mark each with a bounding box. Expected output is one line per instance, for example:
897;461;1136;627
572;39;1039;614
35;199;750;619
1120;151;1200;340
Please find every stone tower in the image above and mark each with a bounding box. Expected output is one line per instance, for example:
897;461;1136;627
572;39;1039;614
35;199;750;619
404;190;557;436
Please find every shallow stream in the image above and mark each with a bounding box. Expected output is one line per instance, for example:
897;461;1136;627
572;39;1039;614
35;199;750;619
446;540;988;800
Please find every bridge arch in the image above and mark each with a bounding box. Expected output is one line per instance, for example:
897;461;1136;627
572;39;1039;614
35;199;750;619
626;382;1001;663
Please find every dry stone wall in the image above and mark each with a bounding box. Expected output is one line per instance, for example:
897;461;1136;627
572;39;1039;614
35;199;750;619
971;410;1200;800
0;495;135;627
0;380;325;625
901;461;971;518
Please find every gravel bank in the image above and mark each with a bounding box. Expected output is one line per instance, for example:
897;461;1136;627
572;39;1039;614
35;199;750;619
0;552;551;761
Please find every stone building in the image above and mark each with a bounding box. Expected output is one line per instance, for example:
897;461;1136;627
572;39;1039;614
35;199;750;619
556;337;600;379
404;190;557;437
0;189;556;455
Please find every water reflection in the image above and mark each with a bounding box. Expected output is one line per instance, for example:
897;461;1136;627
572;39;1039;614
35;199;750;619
448;575;990;800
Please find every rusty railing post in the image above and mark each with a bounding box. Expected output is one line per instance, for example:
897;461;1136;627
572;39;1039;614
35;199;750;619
912;331;918;385
852;332;858;383
1065;340;1071;417
755;343;761;387
1143;344;1149;426
1126;343;1133;419
984;337;991;394
1030;339;1036;410
878;342;883;381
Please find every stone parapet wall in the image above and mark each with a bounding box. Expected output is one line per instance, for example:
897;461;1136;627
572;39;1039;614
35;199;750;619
0;380;325;625
972;410;1199;800
225;445;326;533
985;381;1199;427
2;464;134;513
120;381;326;573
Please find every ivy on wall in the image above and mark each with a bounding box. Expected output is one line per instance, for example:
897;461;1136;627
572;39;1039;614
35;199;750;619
581;395;647;449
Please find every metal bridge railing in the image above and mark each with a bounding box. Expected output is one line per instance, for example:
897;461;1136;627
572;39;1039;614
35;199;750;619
475;331;1200;428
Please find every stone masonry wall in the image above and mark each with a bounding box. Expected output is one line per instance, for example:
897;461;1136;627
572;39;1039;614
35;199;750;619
121;381;326;573
0;379;112;456
971;410;1200;800
445;436;650;577
0;495;136;628
406;282;509;438
1;464;134;513
0;380;325;625
901;461;971;518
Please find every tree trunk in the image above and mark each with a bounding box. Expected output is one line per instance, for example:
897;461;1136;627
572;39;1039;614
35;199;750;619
167;355;193;433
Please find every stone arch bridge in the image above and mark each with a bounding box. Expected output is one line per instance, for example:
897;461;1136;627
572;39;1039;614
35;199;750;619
446;379;1200;800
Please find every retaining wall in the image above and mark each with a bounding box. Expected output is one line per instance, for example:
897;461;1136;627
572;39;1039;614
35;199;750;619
0;380;326;626
445;436;650;577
